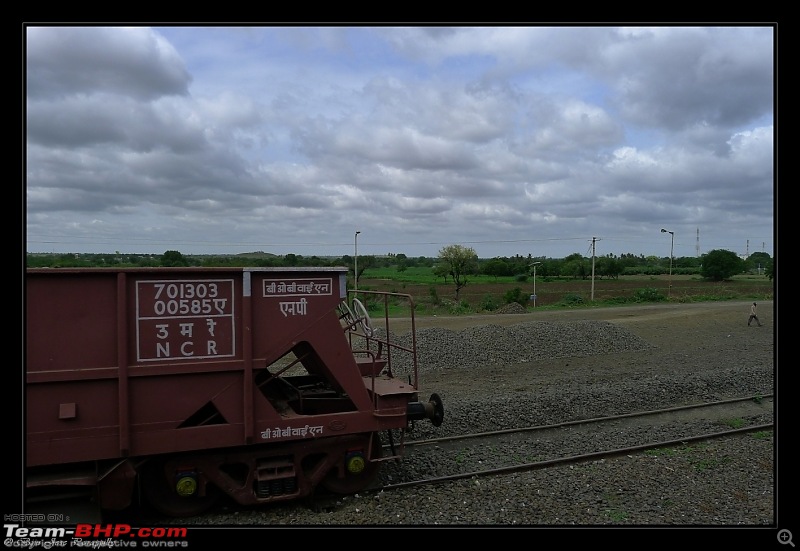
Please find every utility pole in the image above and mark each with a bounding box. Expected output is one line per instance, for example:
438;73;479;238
590;237;596;301
661;228;674;297
530;261;541;307
354;231;361;292
696;227;700;257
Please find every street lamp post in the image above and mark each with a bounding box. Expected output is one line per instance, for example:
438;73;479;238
354;231;361;291
660;228;674;297
530;261;541;308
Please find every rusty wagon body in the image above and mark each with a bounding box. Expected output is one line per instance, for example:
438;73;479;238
25;266;443;517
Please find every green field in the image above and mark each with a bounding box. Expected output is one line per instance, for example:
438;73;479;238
354;270;773;317
26;254;773;318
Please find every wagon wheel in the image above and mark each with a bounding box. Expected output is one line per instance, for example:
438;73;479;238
140;459;220;518
352;298;374;337
322;436;382;494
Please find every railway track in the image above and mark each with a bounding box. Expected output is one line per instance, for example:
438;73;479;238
162;394;771;519
112;394;772;524
371;394;773;493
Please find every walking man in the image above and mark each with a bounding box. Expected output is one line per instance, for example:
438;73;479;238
748;302;763;327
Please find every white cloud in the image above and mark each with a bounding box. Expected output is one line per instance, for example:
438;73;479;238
25;25;775;259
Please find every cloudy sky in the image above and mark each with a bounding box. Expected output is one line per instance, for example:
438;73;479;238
24;25;775;260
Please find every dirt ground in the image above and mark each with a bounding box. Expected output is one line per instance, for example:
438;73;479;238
392;299;773;333
389;300;776;396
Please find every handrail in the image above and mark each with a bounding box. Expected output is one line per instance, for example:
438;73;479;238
346;290;419;388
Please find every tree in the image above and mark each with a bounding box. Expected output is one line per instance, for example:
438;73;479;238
161;250;188;267
764;256;774;281
483;258;512;280
595;256;622;279
747;251;771;274
355;255;376;281
562;253;588;279
432;263;450;283
438;244;479;300
700;249;743;281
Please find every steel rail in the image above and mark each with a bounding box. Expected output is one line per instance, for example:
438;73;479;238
380;422;774;491
395;393;773;450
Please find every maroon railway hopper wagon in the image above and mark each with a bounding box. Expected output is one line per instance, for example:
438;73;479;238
25;266;443;518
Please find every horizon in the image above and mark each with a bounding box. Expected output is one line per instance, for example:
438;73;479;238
25;246;772;261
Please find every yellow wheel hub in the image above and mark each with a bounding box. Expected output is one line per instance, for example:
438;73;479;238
175;476;198;497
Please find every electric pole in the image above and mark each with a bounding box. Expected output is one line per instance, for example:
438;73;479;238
591;237;596;301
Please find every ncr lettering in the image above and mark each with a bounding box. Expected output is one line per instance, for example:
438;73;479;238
136;279;236;362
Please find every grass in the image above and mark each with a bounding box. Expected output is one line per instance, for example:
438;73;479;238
645;444;736;472
605;508;629;522
723;418;746;429
352;272;773;318
645;447;684;458
600;492;630;522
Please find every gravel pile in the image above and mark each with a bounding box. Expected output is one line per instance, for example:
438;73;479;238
377;319;655;375
172;309;774;528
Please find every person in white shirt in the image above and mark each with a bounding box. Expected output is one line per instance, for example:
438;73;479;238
748;302;763;327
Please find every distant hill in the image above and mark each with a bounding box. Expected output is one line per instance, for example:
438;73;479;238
231;251;279;258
